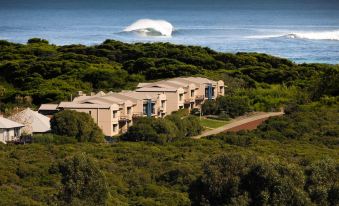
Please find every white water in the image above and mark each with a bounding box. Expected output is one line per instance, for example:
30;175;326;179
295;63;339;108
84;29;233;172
124;19;174;37
286;30;339;40
247;30;339;41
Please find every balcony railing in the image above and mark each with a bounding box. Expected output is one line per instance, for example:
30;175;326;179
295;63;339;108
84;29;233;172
119;115;129;122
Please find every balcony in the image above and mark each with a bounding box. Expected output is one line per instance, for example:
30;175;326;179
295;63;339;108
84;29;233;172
195;95;205;101
132;112;144;118
119;115;128;122
184;98;195;104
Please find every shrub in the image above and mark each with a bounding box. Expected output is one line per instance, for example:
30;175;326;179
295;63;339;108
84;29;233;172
190;153;313;205
58;153;109;205
50;110;104;142
122;114;202;143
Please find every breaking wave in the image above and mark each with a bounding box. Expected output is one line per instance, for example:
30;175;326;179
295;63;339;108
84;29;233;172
123;19;174;37
247;30;339;41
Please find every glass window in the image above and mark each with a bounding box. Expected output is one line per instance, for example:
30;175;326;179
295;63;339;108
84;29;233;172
143;104;147;115
191;90;195;97
113;111;117;118
113;124;117;132
179;94;183;101
127;107;131;114
152;103;155;114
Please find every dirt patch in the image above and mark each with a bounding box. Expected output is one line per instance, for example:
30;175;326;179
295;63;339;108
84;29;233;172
226;117;269;132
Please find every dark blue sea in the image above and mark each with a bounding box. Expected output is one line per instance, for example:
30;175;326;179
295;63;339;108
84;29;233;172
1;0;339;64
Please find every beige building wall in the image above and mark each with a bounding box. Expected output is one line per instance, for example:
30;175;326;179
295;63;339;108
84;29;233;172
59;104;120;137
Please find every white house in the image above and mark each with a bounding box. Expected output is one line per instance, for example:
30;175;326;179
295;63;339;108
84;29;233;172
0;116;24;144
9;108;51;134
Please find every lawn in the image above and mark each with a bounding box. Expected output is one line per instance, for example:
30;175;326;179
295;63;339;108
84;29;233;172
199;118;229;129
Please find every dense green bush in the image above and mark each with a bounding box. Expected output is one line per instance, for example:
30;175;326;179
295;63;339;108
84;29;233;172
202;95;251;118
122;114;202;143
1;39;338;113
256;103;339;146
50;110;104;142
57;153;109;205
190;153;313;206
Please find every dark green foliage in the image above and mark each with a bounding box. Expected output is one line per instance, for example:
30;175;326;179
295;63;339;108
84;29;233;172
202;95;251;118
191;153;313;206
27;38;49;44
305;158;339;205
58;153;109;205
1;39;338;112
0;39;338;205
50;110;104;142
256;103;339;146
122;114;202;143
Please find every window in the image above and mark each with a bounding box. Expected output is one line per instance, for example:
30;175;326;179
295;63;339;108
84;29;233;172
143;104;147;115
161;100;165;109
14;128;20;137
113;111;117;118
191;90;195;97
127;107;131;115
179;93;183;101
179;106;184;109
205;88;209;97
152;103;155;114
113;124;118;132
89;111;92;115
212;87;215;97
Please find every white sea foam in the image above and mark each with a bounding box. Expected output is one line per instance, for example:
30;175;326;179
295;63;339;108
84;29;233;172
124;19;174;37
285;30;339;40
247;30;339;41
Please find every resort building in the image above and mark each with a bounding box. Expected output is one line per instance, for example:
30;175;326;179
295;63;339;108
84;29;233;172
0;115;24;144
58;102;121;136
136;86;185;114
136;77;225;111
118;91;167;118
40;77;224;137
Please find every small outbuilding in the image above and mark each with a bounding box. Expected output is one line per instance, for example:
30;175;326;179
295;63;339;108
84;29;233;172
0;116;24;144
9;108;51;135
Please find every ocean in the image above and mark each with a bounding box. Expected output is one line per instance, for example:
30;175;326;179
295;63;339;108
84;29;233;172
1;0;339;64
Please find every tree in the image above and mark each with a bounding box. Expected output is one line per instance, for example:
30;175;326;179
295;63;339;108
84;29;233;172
217;95;251;118
201;100;218;115
58;153;109;205
190;153;312;206
50;110;104;142
27;38;49;44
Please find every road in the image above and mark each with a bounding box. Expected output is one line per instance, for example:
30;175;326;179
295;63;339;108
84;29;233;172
192;111;284;139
